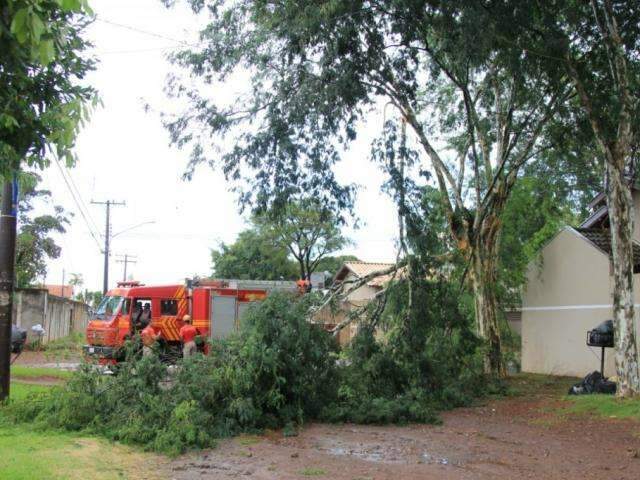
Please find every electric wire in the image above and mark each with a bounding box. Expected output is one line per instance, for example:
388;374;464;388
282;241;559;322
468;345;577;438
53;158;103;251
59;161;102;236
95;17;200;48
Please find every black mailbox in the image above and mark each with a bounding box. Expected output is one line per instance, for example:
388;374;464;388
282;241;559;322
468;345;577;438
586;319;614;375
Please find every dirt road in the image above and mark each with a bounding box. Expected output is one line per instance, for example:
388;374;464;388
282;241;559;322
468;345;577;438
170;381;640;480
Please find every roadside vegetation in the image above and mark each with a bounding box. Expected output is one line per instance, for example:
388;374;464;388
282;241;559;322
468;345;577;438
10;365;72;380
2;281;495;455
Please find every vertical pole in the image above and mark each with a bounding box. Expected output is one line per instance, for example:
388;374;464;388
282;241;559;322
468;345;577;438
601;346;606;377
103;201;110;294
0;178;17;401
122;254;128;281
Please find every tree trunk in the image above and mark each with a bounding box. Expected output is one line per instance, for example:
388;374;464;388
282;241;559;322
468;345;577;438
605;162;640;396
467;216;505;376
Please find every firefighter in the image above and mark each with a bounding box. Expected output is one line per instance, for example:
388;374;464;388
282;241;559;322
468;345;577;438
134;302;151;331
179;315;198;358
140;324;161;357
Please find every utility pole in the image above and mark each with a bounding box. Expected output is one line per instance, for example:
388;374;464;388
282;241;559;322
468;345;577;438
91;200;125;294
0;177;18;401
116;254;137;281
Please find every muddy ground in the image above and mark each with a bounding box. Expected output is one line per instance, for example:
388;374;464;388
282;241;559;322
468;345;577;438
170;379;640;480
14;356;640;479
13;350;81;368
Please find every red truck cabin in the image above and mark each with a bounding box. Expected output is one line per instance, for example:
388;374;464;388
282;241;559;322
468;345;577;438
84;281;281;363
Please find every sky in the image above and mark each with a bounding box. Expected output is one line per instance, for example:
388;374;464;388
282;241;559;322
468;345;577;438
41;0;400;293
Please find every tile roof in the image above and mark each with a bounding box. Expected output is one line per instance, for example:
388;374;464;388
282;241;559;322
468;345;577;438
342;261;396;277
576;228;640;271
44;284;73;298
334;261;400;288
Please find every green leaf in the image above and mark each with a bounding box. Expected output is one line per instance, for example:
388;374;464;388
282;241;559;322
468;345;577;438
10;8;30;44
61;0;82;11
0;114;20;129
30;13;46;43
38;39;56;65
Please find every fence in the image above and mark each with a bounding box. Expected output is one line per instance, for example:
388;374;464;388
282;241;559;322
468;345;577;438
13;288;90;344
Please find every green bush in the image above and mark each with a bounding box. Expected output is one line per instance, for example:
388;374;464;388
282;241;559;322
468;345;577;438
321;277;487;424
3;283;491;455
3;293;338;455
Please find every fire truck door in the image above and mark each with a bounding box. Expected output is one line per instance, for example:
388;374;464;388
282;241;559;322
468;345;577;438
210;294;237;339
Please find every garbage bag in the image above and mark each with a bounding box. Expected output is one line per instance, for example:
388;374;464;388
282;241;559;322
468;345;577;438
568;370;616;395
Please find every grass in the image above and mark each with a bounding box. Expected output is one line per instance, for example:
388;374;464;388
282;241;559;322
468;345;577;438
40;332;85;353
10;365;72;380
504;373;578;397
1;382;167;479
8;382;53;402
27;332;85;361
563;394;640;420
298;467;327;476
236;434;262;446
0;425;167;480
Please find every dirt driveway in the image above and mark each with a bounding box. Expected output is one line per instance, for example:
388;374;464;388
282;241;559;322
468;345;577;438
170;379;640;480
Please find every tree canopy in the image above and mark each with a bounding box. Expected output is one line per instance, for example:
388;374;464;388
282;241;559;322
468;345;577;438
211;228;298;280
254;201;349;280
163;0;576;373
0;172;69;287
1;0;96;177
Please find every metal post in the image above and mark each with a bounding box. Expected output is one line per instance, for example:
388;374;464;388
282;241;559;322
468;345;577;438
103;201;110;294
116;254;137;282
122;253;127;281
0;178;17;401
601;346;605;376
92;200;125;294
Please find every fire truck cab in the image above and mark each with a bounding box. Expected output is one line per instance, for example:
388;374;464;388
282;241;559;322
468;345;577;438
84;279;299;364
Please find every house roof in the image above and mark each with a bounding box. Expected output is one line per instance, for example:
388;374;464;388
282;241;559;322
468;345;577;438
580;205;608;229
576;228;640;272
44;284;73;299
334;261;397;287
581;187;640;229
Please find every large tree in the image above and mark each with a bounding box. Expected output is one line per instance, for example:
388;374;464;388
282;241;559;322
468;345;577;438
254;201;349;281
0;0;95;400
163;1;571;374
482;0;640;395
211;228;298;280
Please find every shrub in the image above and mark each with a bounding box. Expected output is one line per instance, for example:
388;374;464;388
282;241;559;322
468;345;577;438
4;292;338;455
4;282;492;454
322;277;488;424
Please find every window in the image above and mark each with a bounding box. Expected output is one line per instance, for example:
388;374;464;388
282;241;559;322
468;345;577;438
94;296;123;320
160;299;178;316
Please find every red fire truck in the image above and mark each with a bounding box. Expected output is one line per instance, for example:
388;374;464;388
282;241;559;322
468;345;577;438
83;279;301;364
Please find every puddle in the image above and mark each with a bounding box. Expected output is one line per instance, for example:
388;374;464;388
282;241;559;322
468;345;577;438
422;452;451;465
326;447;385;462
41;362;80;370
323;444;454;466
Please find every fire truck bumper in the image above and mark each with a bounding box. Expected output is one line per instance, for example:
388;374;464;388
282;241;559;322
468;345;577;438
83;345;116;358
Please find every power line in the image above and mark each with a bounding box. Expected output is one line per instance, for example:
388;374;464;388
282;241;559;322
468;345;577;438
53;158;103;250
58;160;101;236
95;17;199;48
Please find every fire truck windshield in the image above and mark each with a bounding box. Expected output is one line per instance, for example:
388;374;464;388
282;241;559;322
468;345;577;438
94;295;124;320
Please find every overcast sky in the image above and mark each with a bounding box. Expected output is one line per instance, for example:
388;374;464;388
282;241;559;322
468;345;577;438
41;0;400;292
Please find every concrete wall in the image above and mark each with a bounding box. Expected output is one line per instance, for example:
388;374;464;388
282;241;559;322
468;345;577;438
521;227;637;377
13;288;90;344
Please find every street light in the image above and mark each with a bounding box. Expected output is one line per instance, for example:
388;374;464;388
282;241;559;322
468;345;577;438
112;220;156;238
101;220;156;294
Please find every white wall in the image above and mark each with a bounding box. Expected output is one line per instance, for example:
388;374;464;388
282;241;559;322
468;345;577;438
522;228;622;377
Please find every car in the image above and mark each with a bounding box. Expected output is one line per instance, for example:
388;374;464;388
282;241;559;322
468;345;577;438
11;324;27;354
